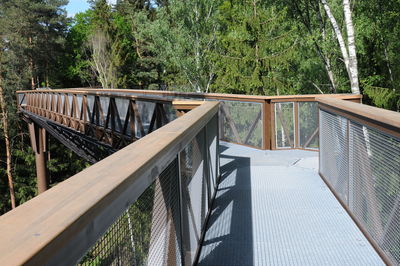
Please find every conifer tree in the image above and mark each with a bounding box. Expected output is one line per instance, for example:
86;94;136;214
212;0;298;95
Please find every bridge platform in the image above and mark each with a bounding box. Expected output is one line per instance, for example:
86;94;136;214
198;143;384;266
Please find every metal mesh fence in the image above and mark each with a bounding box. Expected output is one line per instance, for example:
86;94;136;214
319;109;400;265
78;113;219;266
79;159;181;266
349;121;400;265
219;100;263;148
275;102;294;148
319;110;349;204
299;102;319;149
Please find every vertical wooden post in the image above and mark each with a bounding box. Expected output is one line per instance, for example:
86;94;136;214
294;102;299;148
262;100;271;150
29;123;49;194
271;103;276;150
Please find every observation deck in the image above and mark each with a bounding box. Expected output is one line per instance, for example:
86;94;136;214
0;89;398;266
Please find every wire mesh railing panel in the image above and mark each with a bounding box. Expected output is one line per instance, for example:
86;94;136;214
299;102;319;149
79;159;182;266
319;110;349;204
86;95;95;118
114;98;129;133
135;101;156;137
219;101;263;148
275;102;295;148
76;94;83;119
349;121;400;265
180;128;207;265
206;114;219;195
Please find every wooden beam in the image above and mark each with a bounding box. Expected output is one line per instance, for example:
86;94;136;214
0;101;219;266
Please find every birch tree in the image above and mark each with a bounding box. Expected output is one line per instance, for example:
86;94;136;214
148;0;220;93
89;29;118;88
320;0;360;94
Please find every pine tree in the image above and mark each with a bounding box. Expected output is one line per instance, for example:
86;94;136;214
212;0;299;95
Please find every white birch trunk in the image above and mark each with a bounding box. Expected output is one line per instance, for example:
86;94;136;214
343;0;360;94
320;0;360;94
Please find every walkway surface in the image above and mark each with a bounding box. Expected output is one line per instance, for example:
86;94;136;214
197;142;384;266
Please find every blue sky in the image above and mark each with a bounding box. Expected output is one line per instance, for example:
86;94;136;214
65;0;117;17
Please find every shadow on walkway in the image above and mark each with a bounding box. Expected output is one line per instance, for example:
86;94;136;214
198;149;253;265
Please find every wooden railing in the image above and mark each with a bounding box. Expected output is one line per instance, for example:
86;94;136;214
17;89;362;151
318;98;400;265
0;101;219;265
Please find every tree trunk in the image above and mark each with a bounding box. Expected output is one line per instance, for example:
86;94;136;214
343;0;359;94
29;37;35;90
320;0;360;94
0;78;16;209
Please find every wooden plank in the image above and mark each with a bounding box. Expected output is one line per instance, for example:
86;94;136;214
172;100;203;111
0;101;219;266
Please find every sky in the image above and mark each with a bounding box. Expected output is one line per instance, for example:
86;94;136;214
65;0;117;17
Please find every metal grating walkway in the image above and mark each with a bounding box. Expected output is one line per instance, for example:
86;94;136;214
198;142;384;266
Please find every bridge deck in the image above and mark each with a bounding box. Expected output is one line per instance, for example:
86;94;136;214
198;143;384;266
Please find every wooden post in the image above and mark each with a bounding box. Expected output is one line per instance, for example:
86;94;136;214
262;100;271;150
271;103;276;150
294;102;299;148
29;123;49;194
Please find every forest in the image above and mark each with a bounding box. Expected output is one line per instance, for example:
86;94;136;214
0;0;399;214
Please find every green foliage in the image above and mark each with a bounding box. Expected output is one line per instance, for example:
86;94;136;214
63;10;96;87
212;1;299;95
142;0;222;92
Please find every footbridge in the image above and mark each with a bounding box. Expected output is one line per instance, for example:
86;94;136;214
0;89;398;265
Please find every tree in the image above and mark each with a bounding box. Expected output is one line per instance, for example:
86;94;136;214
62;10;97;87
0;47;16;209
282;0;338;92
354;0;400;111
89;29;118;88
320;0;359;94
148;0;220;92
212;0;299;95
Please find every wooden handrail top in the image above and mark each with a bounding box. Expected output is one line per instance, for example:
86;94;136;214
17;90;177;104
0;101;219;265
172;100;204;110
317;97;400;134
17;88;362;103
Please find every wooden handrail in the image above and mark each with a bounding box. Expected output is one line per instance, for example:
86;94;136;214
0;101;219;266
317;97;400;138
17;88;362;103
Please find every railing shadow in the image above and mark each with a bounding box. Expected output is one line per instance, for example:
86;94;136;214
198;146;253;265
